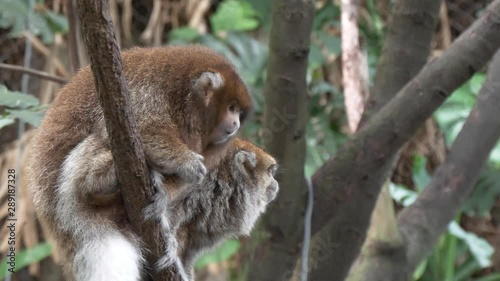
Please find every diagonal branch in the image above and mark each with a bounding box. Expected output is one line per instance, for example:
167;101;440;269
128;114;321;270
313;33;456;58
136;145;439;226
0;63;68;84
398;49;500;272
310;1;500;280
76;0;181;280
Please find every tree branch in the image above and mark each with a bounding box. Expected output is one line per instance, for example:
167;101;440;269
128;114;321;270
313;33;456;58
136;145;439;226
345;1;442;280
341;0;367;132
310;1;500;280
0;63;68;84
398;49;500;272
76;0;181;280
65;0;82;74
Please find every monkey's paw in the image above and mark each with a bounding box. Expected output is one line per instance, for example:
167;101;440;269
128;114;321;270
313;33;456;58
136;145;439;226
177;152;207;184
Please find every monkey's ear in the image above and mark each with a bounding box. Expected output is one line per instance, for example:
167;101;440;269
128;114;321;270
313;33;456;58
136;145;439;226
192;72;224;105
233;150;257;179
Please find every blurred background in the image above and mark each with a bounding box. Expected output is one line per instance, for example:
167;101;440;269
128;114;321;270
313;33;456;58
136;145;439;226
0;0;499;280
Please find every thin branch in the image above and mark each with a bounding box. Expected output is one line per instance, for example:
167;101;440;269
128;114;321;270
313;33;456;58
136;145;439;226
310;1;500;280
121;0;133;45
398;50;500;272
24;32;69;78
65;0;82;73
140;0;162;44
0;63;68;84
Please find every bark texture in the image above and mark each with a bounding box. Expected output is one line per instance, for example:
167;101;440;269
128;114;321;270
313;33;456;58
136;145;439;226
361;0;443;120
341;0;367;132
76;1;181;280
398;50;500;273
346;1;442;280
310;1;500;280
247;0;314;280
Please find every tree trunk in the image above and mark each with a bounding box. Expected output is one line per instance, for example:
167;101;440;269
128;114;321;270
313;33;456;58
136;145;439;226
247;0;315;280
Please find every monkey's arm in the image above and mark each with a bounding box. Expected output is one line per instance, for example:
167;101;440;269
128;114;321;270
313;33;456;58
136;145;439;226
140;122;206;184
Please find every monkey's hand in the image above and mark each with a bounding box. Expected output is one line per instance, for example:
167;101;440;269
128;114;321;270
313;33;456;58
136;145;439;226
176;151;207;184
143;172;190;281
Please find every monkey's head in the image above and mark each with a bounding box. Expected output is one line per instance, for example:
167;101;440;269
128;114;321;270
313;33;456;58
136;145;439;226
190;66;252;148
227;138;279;234
173;138;279;270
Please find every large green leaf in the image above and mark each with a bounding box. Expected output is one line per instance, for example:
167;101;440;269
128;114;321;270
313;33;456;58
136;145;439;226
6;109;44;127
0;85;39;108
0;117;15;129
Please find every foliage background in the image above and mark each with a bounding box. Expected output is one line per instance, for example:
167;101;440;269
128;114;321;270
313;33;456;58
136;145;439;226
0;0;498;280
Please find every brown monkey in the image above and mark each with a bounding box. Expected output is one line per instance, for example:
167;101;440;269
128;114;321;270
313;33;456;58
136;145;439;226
28;45;252;281
39;138;278;281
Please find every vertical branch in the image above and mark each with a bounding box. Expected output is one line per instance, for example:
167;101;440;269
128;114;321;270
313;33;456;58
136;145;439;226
65;0;82;74
248;0;315;280
76;1;182;280
341;0;367;132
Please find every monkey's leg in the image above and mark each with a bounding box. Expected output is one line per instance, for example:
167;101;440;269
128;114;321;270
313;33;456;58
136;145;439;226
140;123;206;184
55;134;143;281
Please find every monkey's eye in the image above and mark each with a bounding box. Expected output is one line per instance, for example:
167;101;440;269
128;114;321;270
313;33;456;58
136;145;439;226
268;164;277;176
229;104;235;112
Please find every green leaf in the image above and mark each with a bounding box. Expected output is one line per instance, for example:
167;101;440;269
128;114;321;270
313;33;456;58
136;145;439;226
316;30;341;55
389;182;417;206
412;259;427;280
194;239;240;269
32;13;54;44
0;243;52;278
168;27;200;42
0;85;39;108
43;11;69;33
6;109;44;127
313;1;340;30
240;0;272;28
448;221;494;268
473;273;500;281
0;117;15;129
0;0;28;17
308;43;324;69
468;73;486;94
412;155;431;191
210;0;259;33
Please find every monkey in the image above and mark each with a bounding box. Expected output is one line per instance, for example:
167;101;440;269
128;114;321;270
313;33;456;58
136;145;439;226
37;138;278;281
27;45;252;280
171;138;279;278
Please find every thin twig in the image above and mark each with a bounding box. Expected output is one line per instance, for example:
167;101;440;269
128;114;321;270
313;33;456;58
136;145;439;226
0;63;67;84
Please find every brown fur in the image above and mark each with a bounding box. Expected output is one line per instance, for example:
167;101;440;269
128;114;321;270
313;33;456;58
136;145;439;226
27;46;252;279
28;44;251;225
88;138;279;278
